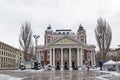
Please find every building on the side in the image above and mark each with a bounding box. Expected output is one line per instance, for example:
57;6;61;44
105;48;120;61
17;50;24;67
0;41;24;70
37;24;96;70
96;48;120;66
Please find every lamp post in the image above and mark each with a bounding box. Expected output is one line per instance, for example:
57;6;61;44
33;35;40;61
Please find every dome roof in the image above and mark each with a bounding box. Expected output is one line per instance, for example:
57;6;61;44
77;24;85;32
45;24;53;32
77;24;86;34
47;24;52;29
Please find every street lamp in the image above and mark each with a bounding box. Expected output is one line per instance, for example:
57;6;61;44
33;34;40;61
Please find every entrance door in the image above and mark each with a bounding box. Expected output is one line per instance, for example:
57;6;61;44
72;62;75;69
64;62;69;70
56;62;60;70
72;61;78;70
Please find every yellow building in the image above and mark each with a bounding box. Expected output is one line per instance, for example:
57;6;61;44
0;41;24;70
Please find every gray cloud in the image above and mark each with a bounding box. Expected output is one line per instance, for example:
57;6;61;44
0;0;120;50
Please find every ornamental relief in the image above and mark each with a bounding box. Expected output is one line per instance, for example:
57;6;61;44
55;38;77;44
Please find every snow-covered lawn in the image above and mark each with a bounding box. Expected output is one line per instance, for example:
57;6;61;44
0;74;22;80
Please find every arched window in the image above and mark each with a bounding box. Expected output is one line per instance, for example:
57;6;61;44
59;32;61;34
47;38;50;43
67;32;69;34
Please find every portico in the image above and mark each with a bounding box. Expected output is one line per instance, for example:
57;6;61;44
48;36;83;70
49;47;83;70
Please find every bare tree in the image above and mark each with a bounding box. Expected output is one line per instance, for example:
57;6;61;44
19;22;33;61
95;17;112;61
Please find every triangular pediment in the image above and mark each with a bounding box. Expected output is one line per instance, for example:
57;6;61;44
55;37;77;44
49;36;82;45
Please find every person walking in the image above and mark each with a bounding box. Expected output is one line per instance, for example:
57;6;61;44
86;65;89;72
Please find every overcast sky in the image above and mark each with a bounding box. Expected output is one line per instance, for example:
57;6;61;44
0;0;120;50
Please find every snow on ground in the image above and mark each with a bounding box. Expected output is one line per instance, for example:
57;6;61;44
96;76;109;80
96;70;120;80
108;71;120;76
13;69;45;73
0;74;22;80
105;71;120;79
0;69;45;80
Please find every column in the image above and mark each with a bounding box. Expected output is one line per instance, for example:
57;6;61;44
69;48;72;70
50;49;52;65
77;48;80;68
80;47;83;66
91;50;93;66
93;51;96;65
92;50;96;66
53;48;55;67
61;48;63;70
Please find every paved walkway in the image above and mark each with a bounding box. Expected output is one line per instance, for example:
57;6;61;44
0;70;101;80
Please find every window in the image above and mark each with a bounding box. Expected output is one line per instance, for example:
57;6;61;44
59;32;61;34
47;51;50;59
63;32;65;34
47;55;50;59
87;53;91;59
2;46;3;49
2;51;3;55
67;32;69;34
41;55;43;59
47;38;50;43
81;39;84;42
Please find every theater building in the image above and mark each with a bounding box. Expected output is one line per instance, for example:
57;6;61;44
37;24;96;70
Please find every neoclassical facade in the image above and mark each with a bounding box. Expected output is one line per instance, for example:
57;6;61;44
0;41;24;70
38;24;96;70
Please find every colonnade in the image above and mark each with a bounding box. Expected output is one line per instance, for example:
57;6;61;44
49;47;83;70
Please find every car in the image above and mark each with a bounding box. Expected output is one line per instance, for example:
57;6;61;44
81;65;87;70
44;64;52;71
91;65;97;69
20;65;25;70
31;61;42;70
20;61;35;70
20;61;42;70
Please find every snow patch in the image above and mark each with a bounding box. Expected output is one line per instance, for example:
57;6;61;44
54;76;61;79
107;71;120;77
13;69;45;73
97;77;109;80
0;74;22;80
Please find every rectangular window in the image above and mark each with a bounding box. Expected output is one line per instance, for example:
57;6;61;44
87;53;91;60
41;55;43;59
47;38;50;43
47;51;50;59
